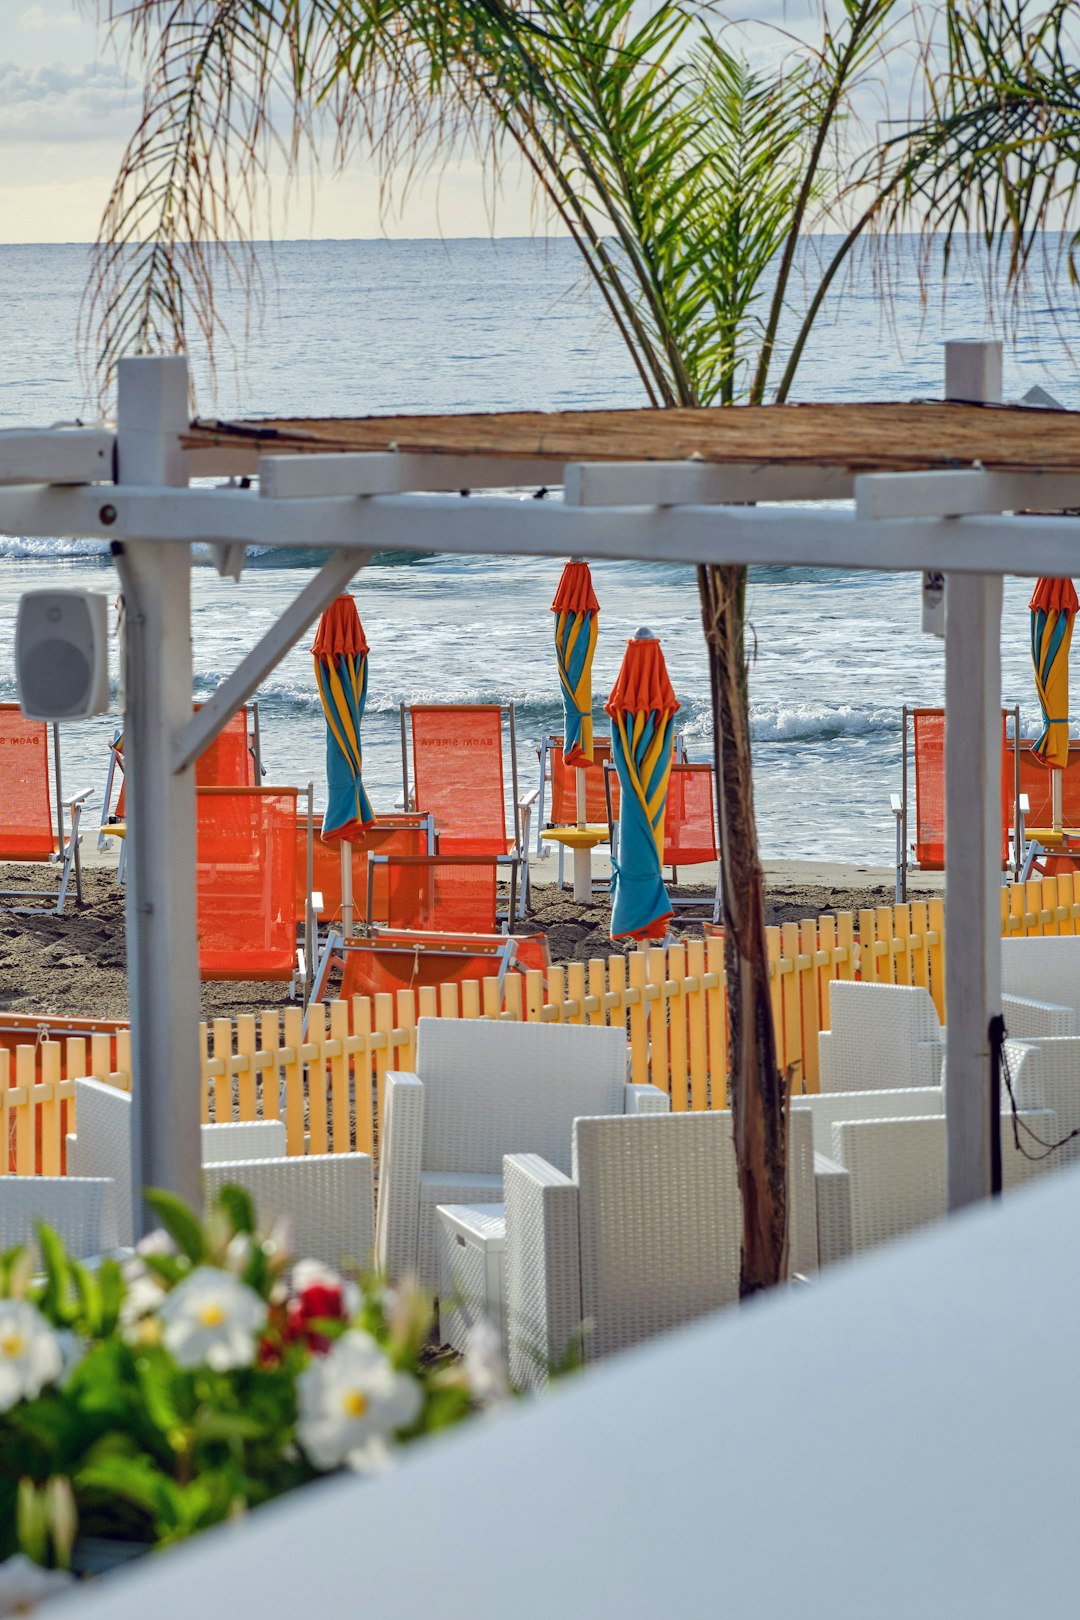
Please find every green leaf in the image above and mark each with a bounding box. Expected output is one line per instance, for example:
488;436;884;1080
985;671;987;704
143;1191;206;1265
213;1184;255;1237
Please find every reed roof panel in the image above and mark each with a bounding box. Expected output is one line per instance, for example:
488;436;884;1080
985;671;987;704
184;401;1080;474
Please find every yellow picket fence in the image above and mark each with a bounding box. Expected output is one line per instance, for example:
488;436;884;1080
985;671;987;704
8;874;1080;1175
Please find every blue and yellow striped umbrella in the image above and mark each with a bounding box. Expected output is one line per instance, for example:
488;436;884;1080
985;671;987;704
605;629;680;941
1030;577;1078;772
552;560;599;767
312;595;374;839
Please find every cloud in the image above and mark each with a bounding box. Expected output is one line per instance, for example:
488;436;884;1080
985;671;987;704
0;59;136;143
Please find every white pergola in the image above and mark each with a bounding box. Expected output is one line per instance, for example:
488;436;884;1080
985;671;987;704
1;341;1072;1229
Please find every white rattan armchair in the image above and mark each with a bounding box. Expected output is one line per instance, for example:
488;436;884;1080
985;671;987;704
1002;937;1080;1031
69;1079;373;1266
503;1108;818;1389
0;1176;118;1261
374;1018;669;1289
817;983;945;1092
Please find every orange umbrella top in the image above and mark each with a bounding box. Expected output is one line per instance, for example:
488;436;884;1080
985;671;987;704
551;560;600;616
1029;578;1079;615
605;632;680;719
312;595;369;662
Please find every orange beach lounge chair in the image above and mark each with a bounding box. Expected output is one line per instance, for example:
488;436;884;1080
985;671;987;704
400;703;536;920
0;703;89;913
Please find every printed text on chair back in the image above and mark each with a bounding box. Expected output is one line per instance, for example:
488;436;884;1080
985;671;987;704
913;709;1010;870
410;705;509;854
0;703;56;860
197;788;298;980
549;737;616;825
665;764;718;866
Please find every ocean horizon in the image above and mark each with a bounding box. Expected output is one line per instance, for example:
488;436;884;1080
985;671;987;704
0;235;1074;863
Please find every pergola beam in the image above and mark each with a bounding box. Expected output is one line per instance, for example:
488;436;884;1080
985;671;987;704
2;480;1080;576
855;467;1080;519
0;426;114;486
564;460;853;506
174;548;369;774
259;451;563;498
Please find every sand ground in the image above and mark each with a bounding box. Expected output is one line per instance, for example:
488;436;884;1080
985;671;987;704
0;854;941;1022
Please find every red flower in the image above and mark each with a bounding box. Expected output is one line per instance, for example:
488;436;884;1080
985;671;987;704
285;1280;347;1354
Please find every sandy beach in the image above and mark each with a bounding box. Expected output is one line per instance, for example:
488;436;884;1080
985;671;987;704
0;857;942;1022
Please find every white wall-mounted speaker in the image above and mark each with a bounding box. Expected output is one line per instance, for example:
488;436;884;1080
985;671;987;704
15;590;110;720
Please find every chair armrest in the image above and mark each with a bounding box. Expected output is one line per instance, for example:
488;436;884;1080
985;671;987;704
1002;993;1076;1038
67;789;93;809
503;1152;580;1392
813;1152;852;1267
916;1039;946;1087
889;793;902;815
517;787;540;812
373;1073;425;1283
1019;793;1031;816
624;1083;670;1115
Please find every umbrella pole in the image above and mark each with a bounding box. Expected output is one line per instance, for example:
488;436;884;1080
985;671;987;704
1052;767;1063;836
341;842;354;937
573;765;592;905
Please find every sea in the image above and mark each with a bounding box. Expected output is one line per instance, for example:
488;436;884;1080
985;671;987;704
0;236;1074;864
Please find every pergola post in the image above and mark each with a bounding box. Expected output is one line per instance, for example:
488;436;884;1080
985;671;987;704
943;340;1004;1210
114;356;202;1227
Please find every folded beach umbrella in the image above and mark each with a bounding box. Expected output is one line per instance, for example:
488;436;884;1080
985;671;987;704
1030;577;1078;774
552;559;600;769
312;594;375;840
605;629;680;941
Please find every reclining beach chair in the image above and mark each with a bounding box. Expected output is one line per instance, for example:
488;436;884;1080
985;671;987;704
605;760;721;919
892;705;1027;901
69;1076;374;1265
312;928;552;1006
400;703;536;920
502;1108;818;1388
535;735;618;889
375;1018;670;1292
296;813;436;932
197;786;309;989
100;701;263;879
0;703;89;913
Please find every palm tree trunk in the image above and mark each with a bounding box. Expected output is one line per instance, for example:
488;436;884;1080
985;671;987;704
698;562;789;1296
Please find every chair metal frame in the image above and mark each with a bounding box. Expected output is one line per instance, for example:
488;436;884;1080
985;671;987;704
400;701;535;921
0;706;88;914
99;698;264;879
892;703;1027;902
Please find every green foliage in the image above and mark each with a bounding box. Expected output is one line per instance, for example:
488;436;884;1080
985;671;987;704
0;1190;487;1573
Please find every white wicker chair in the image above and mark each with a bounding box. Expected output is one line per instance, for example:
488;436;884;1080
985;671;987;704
70;1079;373;1265
999;1036;1080;1169
828;1106;1056;1255
792;1086;944;1156
817;983;945;1092
0;1177;118;1261
1002;937;1080;1031
375;1018;670;1290
503;1108;818;1389
203;1155;374;1271
201;1120;287;1163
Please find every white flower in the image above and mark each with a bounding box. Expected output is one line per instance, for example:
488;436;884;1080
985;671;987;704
297;1331;422;1472
156;1267;267;1371
0;1554;71;1615
463;1320;510;1407
0;1302;62;1412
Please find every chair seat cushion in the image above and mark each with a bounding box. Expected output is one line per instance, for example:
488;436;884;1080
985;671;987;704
417;1172;503;1292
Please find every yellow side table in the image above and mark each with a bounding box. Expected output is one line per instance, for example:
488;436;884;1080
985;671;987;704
541;826;609;904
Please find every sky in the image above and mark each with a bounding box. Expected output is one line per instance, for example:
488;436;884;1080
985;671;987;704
0;0;914;246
